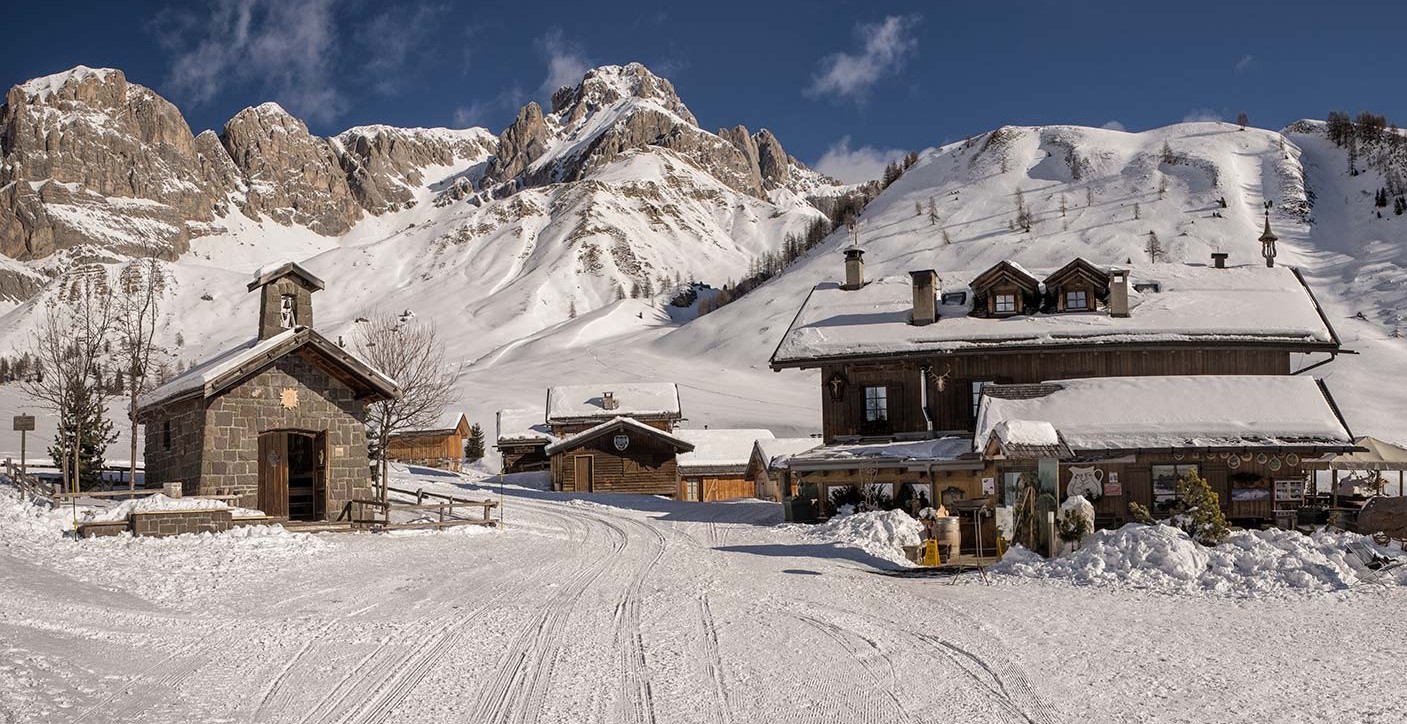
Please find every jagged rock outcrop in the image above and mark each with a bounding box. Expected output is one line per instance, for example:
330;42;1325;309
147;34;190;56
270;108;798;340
719;125;765;194
336;125;497;213
0;67;214;259
485;102;552;184
753;129;791;189
219;103;363;235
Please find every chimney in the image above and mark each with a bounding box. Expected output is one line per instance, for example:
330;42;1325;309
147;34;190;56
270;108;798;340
1109;269;1130;317
602;391;618;411
909;269;938;326
1211;252;1228;269
842;246;865;290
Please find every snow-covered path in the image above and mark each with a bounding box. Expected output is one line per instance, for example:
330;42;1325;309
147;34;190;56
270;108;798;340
3;472;1405;723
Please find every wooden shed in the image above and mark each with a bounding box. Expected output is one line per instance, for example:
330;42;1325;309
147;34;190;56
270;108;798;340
675;428;775;502
746;437;824;502
386;412;470;472
495;408;554;473
545;417;693;495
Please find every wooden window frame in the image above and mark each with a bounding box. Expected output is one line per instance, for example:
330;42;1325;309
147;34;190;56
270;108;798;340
863;386;889;422
993;293;1018;315
1065;289;1089;311
1151;463;1200;510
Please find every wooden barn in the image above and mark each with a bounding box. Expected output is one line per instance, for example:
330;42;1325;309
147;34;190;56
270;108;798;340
495;408;554;473
769;236;1357;526
386;412;469;472
137;262;400;522
675;428;774;502
543;383;690;494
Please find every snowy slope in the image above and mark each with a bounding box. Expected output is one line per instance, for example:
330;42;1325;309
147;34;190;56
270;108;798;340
669;122;1407;443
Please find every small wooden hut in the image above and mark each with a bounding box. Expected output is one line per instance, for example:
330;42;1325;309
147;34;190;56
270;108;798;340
387;412;470;472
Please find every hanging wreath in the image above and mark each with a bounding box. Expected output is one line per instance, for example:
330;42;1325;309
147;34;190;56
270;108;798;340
1269;457;1283;472
1286;453;1300;467
1228;455;1241;469
1256;453;1270;465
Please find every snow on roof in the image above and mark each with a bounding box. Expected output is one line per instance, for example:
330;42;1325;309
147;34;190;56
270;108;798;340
137;327;397;410
994;420;1060;447
545;382;681;421
675;428;775;474
755;437;826;470
137;328;301;409
394;411;468;436
787;436;982;470
772;263;1336;365
976;376;1354;453
543;416;693;456
496;408;555;445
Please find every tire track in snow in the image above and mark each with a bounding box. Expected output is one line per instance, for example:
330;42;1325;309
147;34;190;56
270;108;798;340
696;593;732;724
797;615;918;724
610;517;666;724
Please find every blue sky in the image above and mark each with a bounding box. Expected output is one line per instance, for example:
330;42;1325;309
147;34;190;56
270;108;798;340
4;0;1406;181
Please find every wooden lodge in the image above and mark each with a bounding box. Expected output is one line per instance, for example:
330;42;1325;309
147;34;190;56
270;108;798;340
769;237;1360;528
137;262;400;522
542;383;691;495
386;412;469;472
746;437;824;502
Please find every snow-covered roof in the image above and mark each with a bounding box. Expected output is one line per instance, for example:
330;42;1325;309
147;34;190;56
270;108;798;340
248;261;325;291
545;382;682;422
990;420;1071;460
496;408;555;445
772;263;1338;366
675;428;776;475
976;376;1355;454
786;436;982;470
543;416;694;456
137;327;398;410
392;411;468;437
754;437;826;470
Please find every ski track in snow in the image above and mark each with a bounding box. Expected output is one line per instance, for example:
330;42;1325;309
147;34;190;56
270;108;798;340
5;469;1407;723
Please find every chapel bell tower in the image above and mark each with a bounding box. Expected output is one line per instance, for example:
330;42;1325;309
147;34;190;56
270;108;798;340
247;262;325;340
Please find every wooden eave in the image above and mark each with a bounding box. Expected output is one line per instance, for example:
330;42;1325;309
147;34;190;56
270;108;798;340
970;261;1040;294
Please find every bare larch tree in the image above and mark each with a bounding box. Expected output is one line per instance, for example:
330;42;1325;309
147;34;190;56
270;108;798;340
353;312;460;501
116;256;164;492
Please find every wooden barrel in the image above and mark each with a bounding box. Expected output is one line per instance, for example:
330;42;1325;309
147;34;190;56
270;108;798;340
933;516;961;557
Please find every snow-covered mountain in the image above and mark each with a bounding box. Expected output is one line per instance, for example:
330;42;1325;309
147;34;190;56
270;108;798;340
0;61;1404;456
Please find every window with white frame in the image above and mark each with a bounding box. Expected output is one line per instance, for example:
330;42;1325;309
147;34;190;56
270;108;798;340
1065;289;1089;310
863;386;888;422
994;293;1018;314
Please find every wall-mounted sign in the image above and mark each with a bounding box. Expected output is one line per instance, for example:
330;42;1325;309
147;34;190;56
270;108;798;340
1104;471;1122;497
1066;465;1104;499
613;434;630;452
981;477;995;495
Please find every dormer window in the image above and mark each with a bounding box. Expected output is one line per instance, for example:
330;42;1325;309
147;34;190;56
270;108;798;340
994;293;1018;315
1065;290;1089;311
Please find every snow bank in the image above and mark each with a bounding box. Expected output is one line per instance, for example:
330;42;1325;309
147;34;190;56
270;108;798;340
993;523;1407;596
800;510;923;567
82;493;264;522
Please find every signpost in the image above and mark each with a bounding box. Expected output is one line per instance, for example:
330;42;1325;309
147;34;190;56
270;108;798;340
12;415;34;477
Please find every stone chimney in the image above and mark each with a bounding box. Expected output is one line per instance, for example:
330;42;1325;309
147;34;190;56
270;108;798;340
1109;269;1130;318
842;246;865;290
1211;252;1228;269
247;262;325;340
602;391;618;411
909;269;938;326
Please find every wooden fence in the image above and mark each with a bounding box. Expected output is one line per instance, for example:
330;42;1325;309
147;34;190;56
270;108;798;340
345;484;498;531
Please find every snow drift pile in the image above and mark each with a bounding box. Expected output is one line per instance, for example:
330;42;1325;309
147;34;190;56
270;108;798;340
83;493;264;522
993;523;1407;595
799;509;923;566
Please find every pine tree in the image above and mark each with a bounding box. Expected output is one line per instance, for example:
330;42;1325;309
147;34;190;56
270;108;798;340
1158;176;1168;199
48;381;115;491
927;197;939;226
568;299;578;318
1133;202;1141;220
1059;194;1067;217
464;423;486;461
1160;141;1175;164
915;200;923;217
1236;111;1249;129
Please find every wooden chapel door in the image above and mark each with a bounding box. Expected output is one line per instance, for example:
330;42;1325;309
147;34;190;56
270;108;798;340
258;432;289;518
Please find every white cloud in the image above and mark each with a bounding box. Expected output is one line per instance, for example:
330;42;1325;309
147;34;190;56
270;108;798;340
814;136;908;184
537;29;591;102
1234;54;1255;73
806;15;921;102
1101;120;1126;132
1182;108;1223;123
357;4;449;95
157;0;344;124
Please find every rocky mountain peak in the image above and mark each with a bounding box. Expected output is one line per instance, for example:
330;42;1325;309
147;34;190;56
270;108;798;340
550;63;697;127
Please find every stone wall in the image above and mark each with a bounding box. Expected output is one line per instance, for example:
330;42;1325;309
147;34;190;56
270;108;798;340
202;351;372;518
257;276;315;339
142;397;205;495
130;509;233;537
